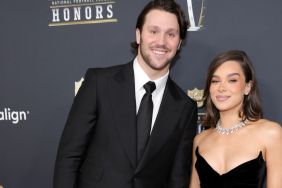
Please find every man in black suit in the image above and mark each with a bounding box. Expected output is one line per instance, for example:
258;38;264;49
53;0;198;188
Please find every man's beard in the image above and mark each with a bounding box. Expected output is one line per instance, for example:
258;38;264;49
139;40;173;71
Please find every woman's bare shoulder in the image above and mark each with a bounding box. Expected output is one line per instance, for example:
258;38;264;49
254;119;282;143
256;119;281;131
194;128;214;146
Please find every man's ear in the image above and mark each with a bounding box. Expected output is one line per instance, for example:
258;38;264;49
177;40;182;50
136;28;141;45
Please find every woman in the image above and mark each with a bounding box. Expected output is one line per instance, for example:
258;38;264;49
189;50;282;188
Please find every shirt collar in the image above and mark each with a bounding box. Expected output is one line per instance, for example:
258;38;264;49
133;58;169;94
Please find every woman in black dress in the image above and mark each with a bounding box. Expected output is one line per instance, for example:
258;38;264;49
189;50;282;188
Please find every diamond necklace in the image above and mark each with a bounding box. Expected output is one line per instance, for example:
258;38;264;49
216;120;247;135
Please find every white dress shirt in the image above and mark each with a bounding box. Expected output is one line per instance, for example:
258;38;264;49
133;58;169;132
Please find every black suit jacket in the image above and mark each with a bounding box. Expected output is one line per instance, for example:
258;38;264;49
53;62;198;188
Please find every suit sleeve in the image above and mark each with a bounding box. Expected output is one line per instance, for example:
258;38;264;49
168;101;198;188
53;68;99;188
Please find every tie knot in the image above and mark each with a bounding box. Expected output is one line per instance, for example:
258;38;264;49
143;81;156;94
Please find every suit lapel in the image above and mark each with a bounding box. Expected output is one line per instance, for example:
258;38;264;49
135;78;185;173
109;62;137;168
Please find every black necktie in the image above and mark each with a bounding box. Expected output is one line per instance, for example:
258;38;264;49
136;81;156;163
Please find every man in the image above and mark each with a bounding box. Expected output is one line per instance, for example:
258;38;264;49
53;0;197;188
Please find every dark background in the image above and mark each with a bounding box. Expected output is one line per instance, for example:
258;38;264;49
0;0;281;187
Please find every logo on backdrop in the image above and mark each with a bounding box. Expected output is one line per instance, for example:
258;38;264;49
187;88;204;108
49;0;118;27
186;0;207;31
0;108;30;125
187;88;207;133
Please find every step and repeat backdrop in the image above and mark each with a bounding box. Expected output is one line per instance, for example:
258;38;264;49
0;0;281;187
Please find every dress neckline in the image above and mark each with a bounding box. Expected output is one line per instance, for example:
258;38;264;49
195;146;265;176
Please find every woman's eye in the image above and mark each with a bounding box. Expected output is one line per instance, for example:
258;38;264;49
211;80;219;83
229;79;238;83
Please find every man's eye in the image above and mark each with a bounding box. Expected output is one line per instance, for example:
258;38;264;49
168;33;175;38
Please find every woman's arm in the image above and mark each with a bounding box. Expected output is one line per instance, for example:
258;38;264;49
264;121;282;187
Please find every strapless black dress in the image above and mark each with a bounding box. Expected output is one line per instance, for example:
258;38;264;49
195;147;266;188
